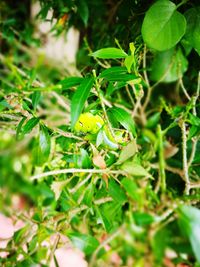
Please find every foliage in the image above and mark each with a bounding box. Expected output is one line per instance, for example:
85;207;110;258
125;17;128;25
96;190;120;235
0;0;200;266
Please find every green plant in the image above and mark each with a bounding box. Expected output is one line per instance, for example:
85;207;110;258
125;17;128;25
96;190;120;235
0;0;200;266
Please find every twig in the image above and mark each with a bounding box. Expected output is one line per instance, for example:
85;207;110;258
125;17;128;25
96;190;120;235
69;173;92;193
188;72;200;167
180;120;190;194
92;69;115;139
179;78;191;101
157;125;166;192
30;168;126;180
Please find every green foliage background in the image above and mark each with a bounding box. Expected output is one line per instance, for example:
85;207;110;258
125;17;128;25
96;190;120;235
0;0;200;266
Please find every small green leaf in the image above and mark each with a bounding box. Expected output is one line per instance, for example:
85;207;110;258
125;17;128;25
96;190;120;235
121;161;152;178
121;177;140;201
31;91;41;110
124;55;135;73
60;77;83;90
142;0;186;51
109;107;136;136
32;125;51;166
16;116;26;140
21;117;39;135
146;112;161;129
116;139;138;165
71;77;94;128
108;179;127;204
96;206;112;233
99;66;138;82
178;205;200;262
188;113;200;127
68;232;99;255
133;212;155;226
90;47;127;59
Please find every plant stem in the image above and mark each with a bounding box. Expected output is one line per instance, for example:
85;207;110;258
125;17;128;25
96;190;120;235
92;69;115;138
180;120;190;194
157;125;166;192
188;72;200;167
30;168;127;180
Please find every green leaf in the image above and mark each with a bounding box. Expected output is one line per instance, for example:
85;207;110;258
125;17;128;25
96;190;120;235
146;112;161;128
121;177;140;201
16;116;26;140
21;117;39;135
68;232;99;255
39;125;51;161
133;212;155;226
116;139;138;165
178;205;200;262
31;91;41;110
32;125;51;166
90;47;127;59
96;206;112;233
99;66;138;82
108;179;127;204
142;0;186;51
59;77;83;90
109;107;136;136
184;7;200;55
77;0;89;26
124;54;135;73
71;77;94;128
188;113;200;127
121;161;152;178
150;48;188;83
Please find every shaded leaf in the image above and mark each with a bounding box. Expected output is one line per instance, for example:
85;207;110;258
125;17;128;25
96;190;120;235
184;7;200;55
150;48;188;83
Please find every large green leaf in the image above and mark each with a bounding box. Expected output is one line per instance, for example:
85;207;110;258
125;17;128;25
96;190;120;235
90;47;127;59
150;48;188;82
184;7;200;55
71;77;94;128
68;232;99;255
109;107;136;136
142;0;186;51
178;205;200;262
99;66;138;82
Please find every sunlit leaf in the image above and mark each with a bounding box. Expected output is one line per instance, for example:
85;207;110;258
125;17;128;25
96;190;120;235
71;77;94;128
142;0;186;51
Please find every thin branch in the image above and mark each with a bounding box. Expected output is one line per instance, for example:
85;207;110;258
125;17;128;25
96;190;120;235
180;120;190;194
188;72;200;167
30;168;126;180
